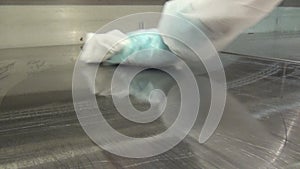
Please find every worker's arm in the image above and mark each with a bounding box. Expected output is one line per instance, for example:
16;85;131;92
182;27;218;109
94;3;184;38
160;0;283;52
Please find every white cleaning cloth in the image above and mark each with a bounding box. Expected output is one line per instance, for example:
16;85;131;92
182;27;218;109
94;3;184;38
80;30;128;63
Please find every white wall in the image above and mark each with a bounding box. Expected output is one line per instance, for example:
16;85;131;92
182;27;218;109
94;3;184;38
0;6;162;49
0;6;299;49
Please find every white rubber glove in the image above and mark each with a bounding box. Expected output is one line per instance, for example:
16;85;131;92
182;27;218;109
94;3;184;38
81;29;179;67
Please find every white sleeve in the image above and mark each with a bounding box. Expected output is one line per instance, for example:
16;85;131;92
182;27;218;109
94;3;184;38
159;0;282;51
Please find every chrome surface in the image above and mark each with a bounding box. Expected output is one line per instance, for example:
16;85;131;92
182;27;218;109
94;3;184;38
0;43;299;168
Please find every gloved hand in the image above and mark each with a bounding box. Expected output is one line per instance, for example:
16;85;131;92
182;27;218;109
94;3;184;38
104;29;178;67
81;29;179;67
